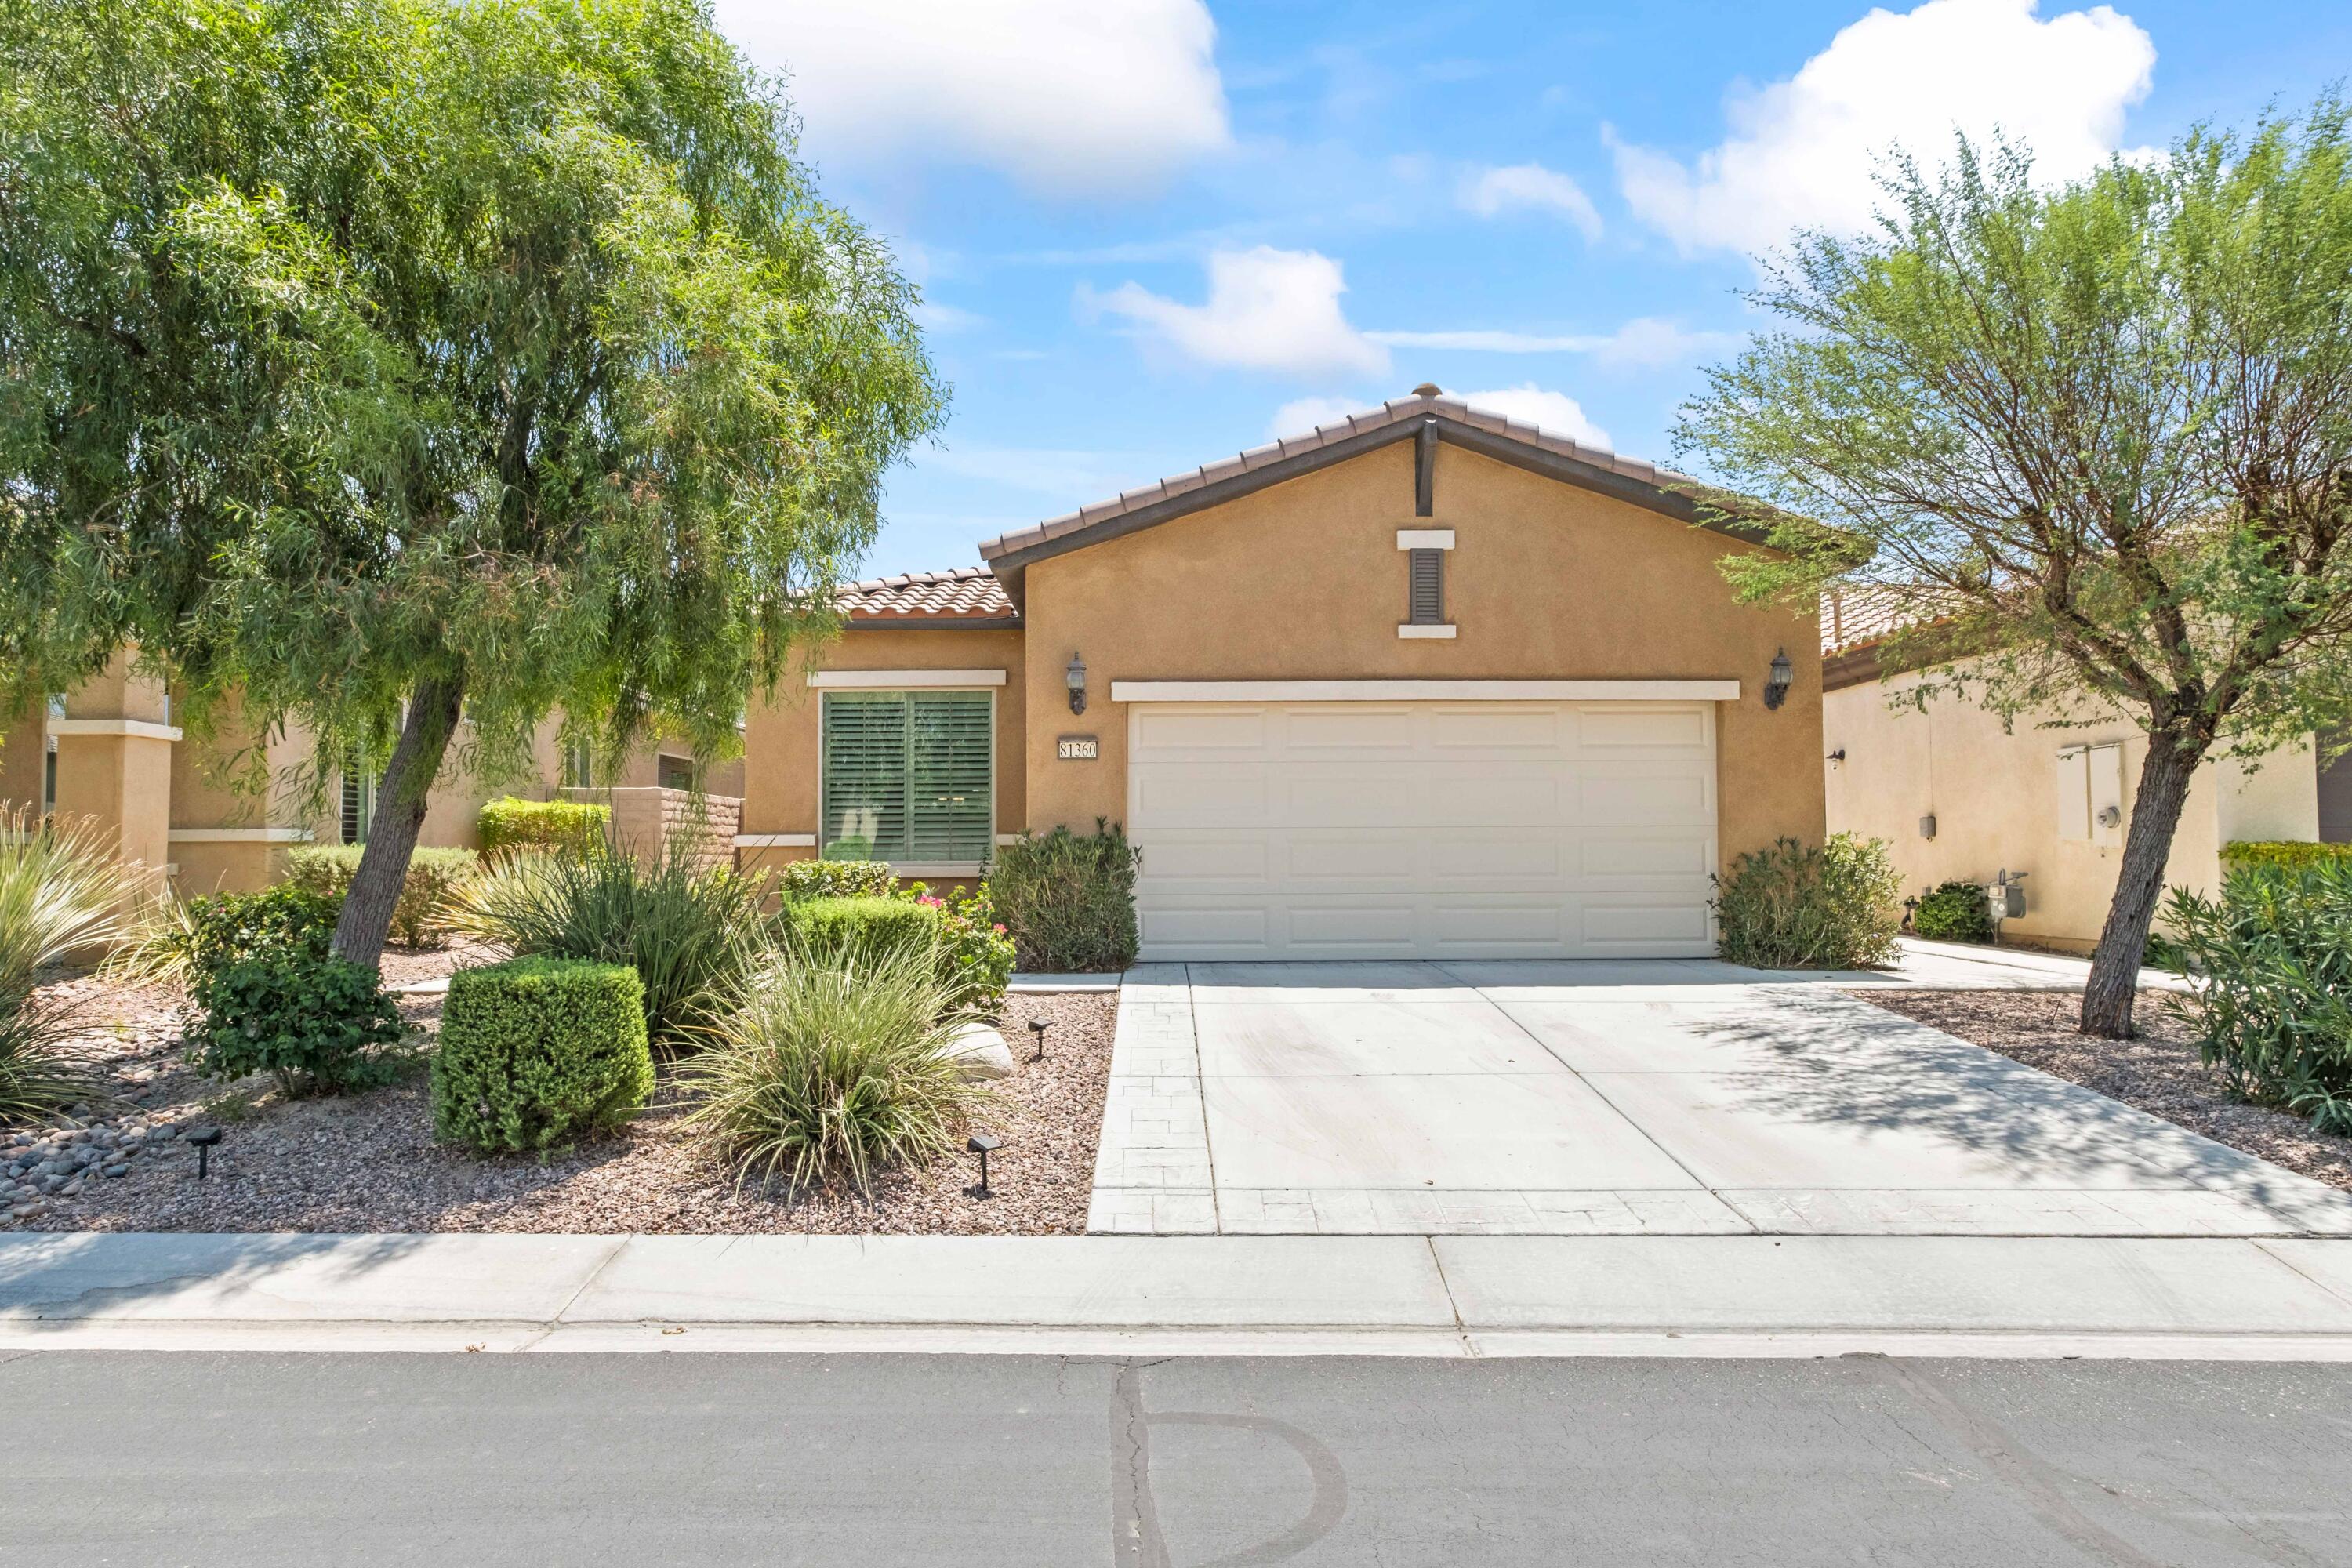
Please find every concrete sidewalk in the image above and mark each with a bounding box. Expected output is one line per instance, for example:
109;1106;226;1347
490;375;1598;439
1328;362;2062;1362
7;1230;2352;1359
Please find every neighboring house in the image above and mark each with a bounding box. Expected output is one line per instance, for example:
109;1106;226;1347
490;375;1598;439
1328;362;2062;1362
740;387;1828;961
0;655;745;895
1820;590;2350;952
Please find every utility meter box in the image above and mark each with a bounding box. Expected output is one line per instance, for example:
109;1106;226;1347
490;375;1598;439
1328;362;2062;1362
1987;870;2028;922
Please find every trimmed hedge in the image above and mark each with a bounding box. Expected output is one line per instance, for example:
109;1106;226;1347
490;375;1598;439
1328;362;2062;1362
432;957;653;1152
777;858;898;900
2221;840;2352;873
285;844;477;948
989;820;1139;972
1714;833;1904;969
1912;878;1994;943
782;895;941;961
478;796;609;861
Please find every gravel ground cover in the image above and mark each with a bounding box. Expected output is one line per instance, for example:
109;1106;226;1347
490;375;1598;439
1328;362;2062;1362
2;951;1117;1235
1859;988;2352;1191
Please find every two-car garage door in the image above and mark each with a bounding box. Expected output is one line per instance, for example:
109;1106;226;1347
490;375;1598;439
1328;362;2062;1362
1128;700;1718;961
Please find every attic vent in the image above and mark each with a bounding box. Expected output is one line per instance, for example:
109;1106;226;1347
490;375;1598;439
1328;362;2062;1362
1407;548;1445;625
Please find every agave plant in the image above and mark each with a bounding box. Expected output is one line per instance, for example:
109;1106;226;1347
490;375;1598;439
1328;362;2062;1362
0;808;143;1123
677;932;982;1195
451;835;772;1047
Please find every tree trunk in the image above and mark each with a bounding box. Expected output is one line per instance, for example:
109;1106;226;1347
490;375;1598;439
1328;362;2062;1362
2079;730;2203;1038
330;671;465;971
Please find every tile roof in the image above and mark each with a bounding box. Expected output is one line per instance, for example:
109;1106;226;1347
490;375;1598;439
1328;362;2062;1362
1822;583;1922;654
976;388;1706;563
838;566;1015;624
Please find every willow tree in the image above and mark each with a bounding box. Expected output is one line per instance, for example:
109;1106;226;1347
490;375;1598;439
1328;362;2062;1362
0;0;942;965
1677;103;2352;1037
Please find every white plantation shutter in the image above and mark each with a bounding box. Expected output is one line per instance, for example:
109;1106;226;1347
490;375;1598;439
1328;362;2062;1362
822;691;991;862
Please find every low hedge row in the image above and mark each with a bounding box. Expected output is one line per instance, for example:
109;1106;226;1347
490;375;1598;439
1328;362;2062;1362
432;956;653;1152
478;796;610;860
285;844;477;949
987;821;1139;972
2220;840;2352;872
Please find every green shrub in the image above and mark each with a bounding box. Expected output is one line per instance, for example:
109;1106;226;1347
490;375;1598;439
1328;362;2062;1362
777;858;898;900
2220;840;2352;873
431;957;653;1153
477;796;610;861
1713;833;1903;969
782;895;941;963
679;935;979;1192
988;819;1139;971
191;949;407;1096
1911;878;1995;942
2161;860;2352;1134
453;843;768;1047
0;808;135;1122
285;844;478;948
174;884;339;1000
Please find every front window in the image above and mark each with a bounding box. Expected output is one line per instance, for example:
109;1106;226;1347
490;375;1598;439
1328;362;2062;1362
820;691;991;863
340;748;376;844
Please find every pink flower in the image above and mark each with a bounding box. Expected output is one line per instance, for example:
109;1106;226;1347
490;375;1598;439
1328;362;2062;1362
992;923;1007;934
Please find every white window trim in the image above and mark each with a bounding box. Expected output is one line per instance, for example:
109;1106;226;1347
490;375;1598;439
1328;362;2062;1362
168;827;314;844
47;718;182;742
735;833;816;848
1396;624;1458;640
1109;679;1741;703
806;669;1006;688
1396;529;1455;550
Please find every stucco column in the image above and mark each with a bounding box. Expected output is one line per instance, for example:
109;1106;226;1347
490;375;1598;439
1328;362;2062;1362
48;655;180;879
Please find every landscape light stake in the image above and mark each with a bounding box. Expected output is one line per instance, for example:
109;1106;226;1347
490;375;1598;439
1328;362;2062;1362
966;1133;1003;1198
1028;1019;1049;1062
187;1127;223;1180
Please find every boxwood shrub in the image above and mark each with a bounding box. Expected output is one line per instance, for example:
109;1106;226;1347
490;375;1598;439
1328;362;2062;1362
432;957;653;1153
782;895;941;962
285;844;478;948
477;796;610;861
1911;879;1994;943
777;858;898;900
988;819;1140;971
2220;840;2352;873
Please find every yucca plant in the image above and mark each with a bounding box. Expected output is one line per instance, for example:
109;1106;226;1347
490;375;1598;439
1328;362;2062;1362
678;934;983;1194
0;808;142;1123
452;836;771;1047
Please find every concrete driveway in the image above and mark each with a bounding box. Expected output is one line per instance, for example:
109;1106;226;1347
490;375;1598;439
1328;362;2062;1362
1088;960;2352;1237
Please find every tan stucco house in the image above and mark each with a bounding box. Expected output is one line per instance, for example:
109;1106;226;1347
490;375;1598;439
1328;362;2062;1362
740;388;1828;961
1821;591;2352;952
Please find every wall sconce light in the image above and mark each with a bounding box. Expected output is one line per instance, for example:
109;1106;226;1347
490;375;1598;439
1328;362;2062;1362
1762;648;1794;710
1065;652;1087;716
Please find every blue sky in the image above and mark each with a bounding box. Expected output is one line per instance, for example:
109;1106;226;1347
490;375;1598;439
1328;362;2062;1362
710;0;2352;581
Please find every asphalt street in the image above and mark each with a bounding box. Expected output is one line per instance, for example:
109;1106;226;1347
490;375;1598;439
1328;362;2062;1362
5;1351;2349;1566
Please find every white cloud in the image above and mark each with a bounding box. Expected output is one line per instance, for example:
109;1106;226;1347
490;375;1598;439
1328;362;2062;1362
912;300;985;335
1458;162;1604;241
1268;395;1371;437
712;0;1230;198
1084;247;1390;379
1610;0;2155;256
1369;316;1740;368
1266;385;1613;448
921;444;1147;497
1457;386;1613;450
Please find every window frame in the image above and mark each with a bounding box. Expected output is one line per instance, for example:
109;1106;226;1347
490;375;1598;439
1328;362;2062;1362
817;686;997;872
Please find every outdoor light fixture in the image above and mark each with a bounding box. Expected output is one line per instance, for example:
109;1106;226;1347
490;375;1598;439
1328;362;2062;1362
966;1132;1003;1198
1027;1019;1049;1062
187;1125;223;1180
1065;653;1087;716
1762;648;1795;710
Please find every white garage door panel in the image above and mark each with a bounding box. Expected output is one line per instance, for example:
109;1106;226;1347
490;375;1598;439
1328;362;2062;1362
1131;700;1719;960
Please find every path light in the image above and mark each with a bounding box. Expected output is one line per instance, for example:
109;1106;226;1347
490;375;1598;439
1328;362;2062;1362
187;1126;222;1180
1065;652;1087;716
1028;1019;1049;1062
966;1133;1003;1198
1762;648;1795;710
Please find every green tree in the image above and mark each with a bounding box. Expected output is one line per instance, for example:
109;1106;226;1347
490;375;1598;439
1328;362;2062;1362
0;0;943;965
1677;102;2352;1037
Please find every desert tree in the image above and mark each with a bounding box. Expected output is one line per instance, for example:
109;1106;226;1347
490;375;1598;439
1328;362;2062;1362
1677;102;2352;1036
0;0;944;965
